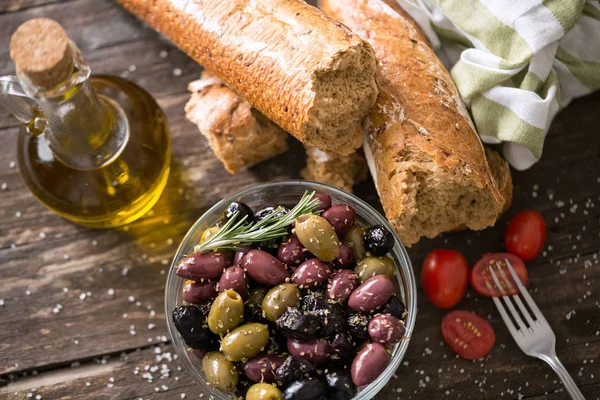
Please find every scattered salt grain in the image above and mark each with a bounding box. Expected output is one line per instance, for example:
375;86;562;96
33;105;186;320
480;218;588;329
25;290;31;296
173;68;182;76
15;211;21;218
108;289;115;296
128;296;135;302
79;293;87;300
128;65;137;72
1;183;6;190
9;161;16;168
0;299;4;306
159;50;168;58
122;267;129;276
39;232;46;239
91;240;98;246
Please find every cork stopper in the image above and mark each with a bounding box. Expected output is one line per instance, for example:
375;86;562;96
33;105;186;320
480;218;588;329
10;18;74;89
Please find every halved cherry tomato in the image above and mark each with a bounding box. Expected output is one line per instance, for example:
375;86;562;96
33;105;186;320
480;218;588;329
504;209;546;261
470;253;528;297
421;249;469;308
441;310;495;359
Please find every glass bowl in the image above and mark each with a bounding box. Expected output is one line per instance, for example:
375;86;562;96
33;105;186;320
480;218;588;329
165;181;417;399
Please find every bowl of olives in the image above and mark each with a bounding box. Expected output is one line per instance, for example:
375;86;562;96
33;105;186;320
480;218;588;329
165;181;417;400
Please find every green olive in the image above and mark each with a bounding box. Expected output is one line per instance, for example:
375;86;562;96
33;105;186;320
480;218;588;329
221;323;270;362
355;256;397;282
262;283;301;322
344;225;367;260
208;290;244;334
246;383;282;400
202;351;239;392
295;214;340;262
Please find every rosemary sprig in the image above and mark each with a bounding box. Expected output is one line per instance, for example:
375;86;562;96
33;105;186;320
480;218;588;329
194;190;320;253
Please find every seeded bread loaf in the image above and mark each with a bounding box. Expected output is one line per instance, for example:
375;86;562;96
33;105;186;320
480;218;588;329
115;0;378;155
301;147;368;193
320;0;507;246
185;72;288;174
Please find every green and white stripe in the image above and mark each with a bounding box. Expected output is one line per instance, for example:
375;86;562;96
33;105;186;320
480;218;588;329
397;0;600;170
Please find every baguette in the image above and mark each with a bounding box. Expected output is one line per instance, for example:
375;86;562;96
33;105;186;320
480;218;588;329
185;72;288;174
115;0;378;155
301;147;368;193
320;0;506;246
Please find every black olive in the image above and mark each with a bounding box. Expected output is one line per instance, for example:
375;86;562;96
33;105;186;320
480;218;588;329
282;379;328;400
255;205;290;221
222;201;256;224
276;356;316;388
311;302;347;337
301;292;327;312
267;330;288;354
244;302;265;323
276;307;321;340
363;225;395;256
197;301;212;318
329;332;355;363
347;312;372;342
381;295;407;320
234;373;252;399
324;369;356;400
172;306;218;350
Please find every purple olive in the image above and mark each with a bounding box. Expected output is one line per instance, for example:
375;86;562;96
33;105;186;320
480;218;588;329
218;266;248;296
326;269;360;304
322;205;355;235
183;280;217;304
233;246;252;266
278;235;310;265
292;258;333;289
315;193;332;212
242;354;286;383
287;338;332;364
348;275;394;312
368;314;406;345
242;250;289;285
176;251;233;280
351;343;390;386
332;243;355;269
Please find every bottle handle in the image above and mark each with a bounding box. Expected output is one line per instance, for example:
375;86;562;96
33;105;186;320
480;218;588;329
0;75;46;134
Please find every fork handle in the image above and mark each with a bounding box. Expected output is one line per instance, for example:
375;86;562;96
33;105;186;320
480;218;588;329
540;354;586;400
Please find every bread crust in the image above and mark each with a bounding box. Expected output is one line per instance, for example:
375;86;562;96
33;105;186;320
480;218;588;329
301;147;368;193
115;0;378;155
320;0;505;245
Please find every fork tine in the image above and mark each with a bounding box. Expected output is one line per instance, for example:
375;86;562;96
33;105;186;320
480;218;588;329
489;265;529;333
490;292;519;336
495;264;536;328
504;258;549;325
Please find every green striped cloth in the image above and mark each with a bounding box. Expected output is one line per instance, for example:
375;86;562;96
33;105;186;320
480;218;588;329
397;0;600;170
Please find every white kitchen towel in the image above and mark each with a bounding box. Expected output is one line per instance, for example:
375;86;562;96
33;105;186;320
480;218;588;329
397;0;600;170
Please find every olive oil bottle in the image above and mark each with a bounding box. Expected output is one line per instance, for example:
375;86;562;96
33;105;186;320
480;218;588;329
1;18;171;228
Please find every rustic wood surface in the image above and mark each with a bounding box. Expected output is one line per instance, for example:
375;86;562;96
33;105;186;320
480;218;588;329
0;1;598;399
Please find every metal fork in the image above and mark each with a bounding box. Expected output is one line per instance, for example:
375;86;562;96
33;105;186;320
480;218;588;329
488;259;585;400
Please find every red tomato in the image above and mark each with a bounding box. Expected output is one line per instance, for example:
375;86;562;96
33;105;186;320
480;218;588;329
470;253;528;297
421;249;469;309
441;310;495;359
504;210;546;261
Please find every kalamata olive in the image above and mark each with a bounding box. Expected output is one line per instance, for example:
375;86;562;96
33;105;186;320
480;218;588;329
222;201;255;224
242;354;286;383
183;280;217;304
276;356;316;387
172;305;218;350
278;235;310;265
348;275;395;312
343;226;367;261
287;338;332;364
246;382;283;400
176;251;233;280
292;258;333;289
347;312;372;341
276;307;321;340
329;332;355;363
363;225;394;256
381;295;407;320
200;226;219;243
354;256;396;282
243;250;290;285
311;301;347;336
282;378;328;400
332;244;355;268
221;323;270;362
322;205;355;235
315;193;332;212
368;314;406;345
208;290;244;334
233;245;252;266
324;369;356;400
326;269;359;304
255;205;290;221
202;351;239;392
351;343;390;386
262;283;301;322
218;266;248;296
295;215;340;262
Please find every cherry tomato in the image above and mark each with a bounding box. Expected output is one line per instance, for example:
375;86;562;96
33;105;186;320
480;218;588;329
470;253;528;297
441;310;495;359
504;210;546;261
421;249;469;309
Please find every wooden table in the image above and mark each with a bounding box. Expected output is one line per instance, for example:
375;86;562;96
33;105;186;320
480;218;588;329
1;1;599;399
